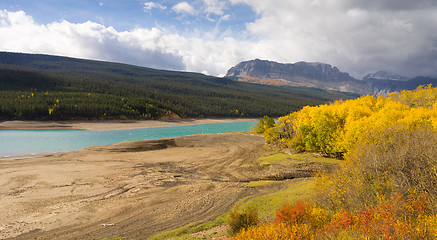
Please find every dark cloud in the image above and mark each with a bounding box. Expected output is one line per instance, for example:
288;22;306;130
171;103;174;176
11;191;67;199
231;0;437;78
346;0;437;11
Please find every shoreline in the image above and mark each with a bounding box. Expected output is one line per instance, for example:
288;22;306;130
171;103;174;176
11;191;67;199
0;118;258;131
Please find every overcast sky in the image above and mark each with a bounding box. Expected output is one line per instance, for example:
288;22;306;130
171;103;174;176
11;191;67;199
0;0;436;78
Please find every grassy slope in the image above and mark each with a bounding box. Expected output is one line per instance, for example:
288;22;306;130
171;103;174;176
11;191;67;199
0;52;359;120
258;153;340;166
145;151;341;240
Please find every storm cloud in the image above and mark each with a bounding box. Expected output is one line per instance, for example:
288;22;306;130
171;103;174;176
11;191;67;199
231;0;437;78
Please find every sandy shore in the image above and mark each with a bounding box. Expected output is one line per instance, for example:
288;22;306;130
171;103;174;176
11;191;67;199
0;118;257;131
0;132;306;240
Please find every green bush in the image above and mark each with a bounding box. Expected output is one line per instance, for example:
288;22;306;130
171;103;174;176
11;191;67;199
251;115;275;133
227;206;259;235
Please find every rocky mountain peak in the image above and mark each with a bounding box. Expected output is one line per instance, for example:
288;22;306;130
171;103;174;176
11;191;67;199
226;59;437;95
226;59;368;94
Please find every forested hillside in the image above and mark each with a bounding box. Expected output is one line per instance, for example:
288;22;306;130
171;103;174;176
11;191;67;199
0;52;358;120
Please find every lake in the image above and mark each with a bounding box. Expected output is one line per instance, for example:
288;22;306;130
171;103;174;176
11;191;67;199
0;121;256;158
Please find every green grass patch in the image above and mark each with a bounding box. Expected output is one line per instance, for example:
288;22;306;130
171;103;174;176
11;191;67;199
146;216;227;240
246;180;279;188
235;178;315;220
258;153;292;165
258;153;340;166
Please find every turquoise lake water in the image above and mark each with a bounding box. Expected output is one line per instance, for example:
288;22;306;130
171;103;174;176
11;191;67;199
0;121;255;158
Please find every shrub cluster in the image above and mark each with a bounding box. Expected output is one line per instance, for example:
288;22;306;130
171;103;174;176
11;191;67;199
229;85;437;239
265;85;437;158
230;195;437;239
315;125;437;211
226;206;259;235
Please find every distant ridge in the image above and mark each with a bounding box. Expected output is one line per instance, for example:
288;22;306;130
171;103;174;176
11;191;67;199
226;59;437;95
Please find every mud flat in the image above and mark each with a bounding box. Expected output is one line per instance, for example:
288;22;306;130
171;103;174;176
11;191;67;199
0;132;295;239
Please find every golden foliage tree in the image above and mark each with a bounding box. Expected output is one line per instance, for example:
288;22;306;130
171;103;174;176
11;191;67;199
265;85;437;158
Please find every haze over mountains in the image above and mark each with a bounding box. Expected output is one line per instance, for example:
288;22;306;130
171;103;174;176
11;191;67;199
226;59;437;95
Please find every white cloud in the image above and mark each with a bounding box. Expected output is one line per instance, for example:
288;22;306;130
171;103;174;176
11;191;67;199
203;0;226;16
143;2;166;12
229;0;437;78
0;10;251;76
0;10;184;71
221;14;230;21
172;2;197;16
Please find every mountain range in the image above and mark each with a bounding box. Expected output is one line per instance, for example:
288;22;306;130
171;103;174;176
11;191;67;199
226;59;437;95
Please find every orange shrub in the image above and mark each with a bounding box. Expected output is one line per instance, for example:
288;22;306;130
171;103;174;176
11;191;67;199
229;194;437;240
275;201;311;226
229;222;308;240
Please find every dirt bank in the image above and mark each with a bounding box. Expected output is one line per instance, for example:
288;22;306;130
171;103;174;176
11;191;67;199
0;132;297;240
0;118;257;131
